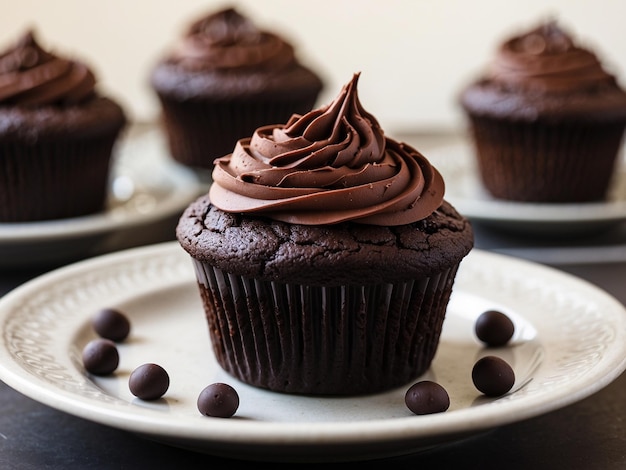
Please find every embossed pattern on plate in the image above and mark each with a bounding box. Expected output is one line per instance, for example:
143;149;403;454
0;242;624;462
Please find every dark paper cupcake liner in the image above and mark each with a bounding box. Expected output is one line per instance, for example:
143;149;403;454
192;260;460;396
157;94;319;170
468;116;626;202
0;136;118;222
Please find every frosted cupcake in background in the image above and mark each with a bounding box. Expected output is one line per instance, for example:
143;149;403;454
177;73;474;396
0;30;127;222
459;20;626;203
150;7;324;172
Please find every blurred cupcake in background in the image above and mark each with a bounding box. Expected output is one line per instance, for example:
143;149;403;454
150;6;324;172
0;30;127;222
459;20;626;203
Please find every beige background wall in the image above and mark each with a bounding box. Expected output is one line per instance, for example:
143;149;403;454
2;0;625;133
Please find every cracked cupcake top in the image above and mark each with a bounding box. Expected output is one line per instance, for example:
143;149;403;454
176;196;473;285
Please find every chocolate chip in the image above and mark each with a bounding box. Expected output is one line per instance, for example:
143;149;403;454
129;363;170;400
92;308;131;342
197;383;240;418
475;310;515;347
472;356;515;397
405;380;450;415
82;338;119;375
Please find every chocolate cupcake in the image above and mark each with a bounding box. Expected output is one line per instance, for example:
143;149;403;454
459;20;626;203
150;7;324;171
177;74;474;396
0;30;127;222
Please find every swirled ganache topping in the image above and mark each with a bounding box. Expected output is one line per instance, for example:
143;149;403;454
168;7;296;72
209;73;445;226
488;20;618;93
0;30;96;107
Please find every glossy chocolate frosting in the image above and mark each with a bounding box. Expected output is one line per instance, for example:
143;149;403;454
460;20;626;121
210;73;445;226
168;7;295;72
0;30;96;107
489;21;616;93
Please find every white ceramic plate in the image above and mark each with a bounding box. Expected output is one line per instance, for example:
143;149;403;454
0;127;205;268
0;242;624;462
427;141;626;236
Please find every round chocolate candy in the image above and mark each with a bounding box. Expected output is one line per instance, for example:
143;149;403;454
405;380;450;415
129;363;170;400
92;308;131;342
471;355;515;397
82;338;119;375
475;310;515;347
197;383;240;418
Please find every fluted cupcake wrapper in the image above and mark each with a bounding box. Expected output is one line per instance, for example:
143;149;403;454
157;94;320;170
0;137;117;222
192;260;459;396
468;116;626;202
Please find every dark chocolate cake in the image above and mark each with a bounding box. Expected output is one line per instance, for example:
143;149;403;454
0;30;126;222
459;20;626;203
177;74;473;395
150;7;323;170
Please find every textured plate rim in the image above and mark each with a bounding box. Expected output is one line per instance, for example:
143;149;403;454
0;242;624;455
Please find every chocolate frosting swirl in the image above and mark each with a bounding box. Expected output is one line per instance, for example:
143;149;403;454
0;30;96;107
209;73;445;226
169;8;296;71
489;21;617;93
